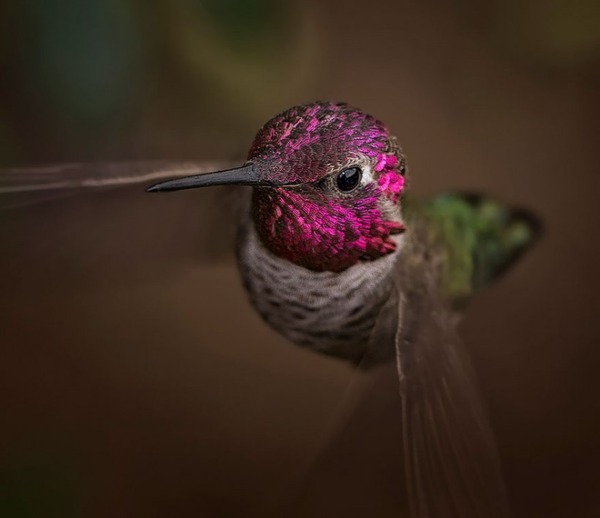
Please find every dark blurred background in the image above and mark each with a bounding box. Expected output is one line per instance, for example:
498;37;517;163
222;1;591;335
1;1;599;516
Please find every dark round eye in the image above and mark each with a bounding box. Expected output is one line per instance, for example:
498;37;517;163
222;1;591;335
336;167;361;192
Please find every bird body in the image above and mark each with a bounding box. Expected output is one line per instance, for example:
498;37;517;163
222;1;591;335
148;102;540;517
201;103;534;373
147;102;539;517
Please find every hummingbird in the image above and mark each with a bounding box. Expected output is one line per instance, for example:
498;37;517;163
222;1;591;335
0;101;539;517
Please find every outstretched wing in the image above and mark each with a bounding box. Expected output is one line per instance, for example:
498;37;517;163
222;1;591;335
394;223;510;518
0;161;235;210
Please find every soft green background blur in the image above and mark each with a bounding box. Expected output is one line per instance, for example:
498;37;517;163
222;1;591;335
1;1;599;517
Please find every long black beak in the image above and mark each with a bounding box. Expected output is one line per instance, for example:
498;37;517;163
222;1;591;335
146;164;266;193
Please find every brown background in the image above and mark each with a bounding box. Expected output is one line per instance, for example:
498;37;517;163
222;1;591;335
1;1;599;516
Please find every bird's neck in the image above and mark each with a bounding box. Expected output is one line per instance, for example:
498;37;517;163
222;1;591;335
236;219;404;365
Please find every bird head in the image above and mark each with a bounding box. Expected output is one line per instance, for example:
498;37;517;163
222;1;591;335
148;102;407;272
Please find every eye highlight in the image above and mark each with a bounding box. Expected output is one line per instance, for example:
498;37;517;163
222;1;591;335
336;167;362;192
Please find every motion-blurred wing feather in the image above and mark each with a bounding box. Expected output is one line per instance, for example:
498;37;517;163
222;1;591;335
394;227;510;518
0;161;234;193
0;160;236;210
0;160;244;285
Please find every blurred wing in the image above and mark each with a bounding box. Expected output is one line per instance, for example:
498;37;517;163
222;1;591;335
0;160;235;210
394;259;510;517
0;160;246;289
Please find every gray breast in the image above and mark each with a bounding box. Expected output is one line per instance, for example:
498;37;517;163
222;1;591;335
236;221;403;365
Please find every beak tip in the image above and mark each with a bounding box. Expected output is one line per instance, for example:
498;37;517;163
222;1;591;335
146;184;161;193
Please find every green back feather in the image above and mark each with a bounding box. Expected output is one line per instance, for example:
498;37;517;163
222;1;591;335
407;193;541;305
